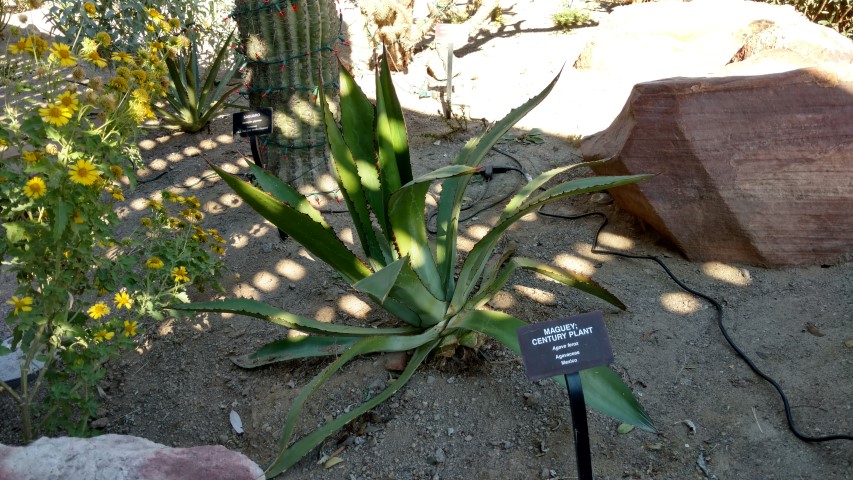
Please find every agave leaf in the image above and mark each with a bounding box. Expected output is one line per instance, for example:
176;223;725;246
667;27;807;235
339;61;387;236
266;339;437;477
451;175;652;312
321;80;385;265
231;335;359;369
212;165;372;284
352;256;407;304
270;326;444;476
375;50;412;201
199;30;236;105
501;158;614;222
511;257;625;310
389;165;479;299
174;298;417;336
456;310;654;432
436;69;564;297
387;263;448;327
247;163;331;231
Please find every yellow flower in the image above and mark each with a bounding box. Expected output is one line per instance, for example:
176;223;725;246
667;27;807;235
87;302;110;319
169;18;181;29
109;165;123;177
69;159;100;186
171;266;190;283
211;245;224;255
23;177;47;198
39;103;72;127
180;208;203;222
84;2;96;15
110;188;125;201
111;51;132;63
22;149;44;163
8;37;31;55
147;199;163;211
139;217;152;228
185;196;201;208
108;76;129;93
94;32;111;47
146;257;164;269
85;49;107;68
94;329;115;342
49;42;77;67
57;91;80;112
7;296;33;315
130;69;147;83
114;291;133;309
31;36;48;58
148;8;165;22
123;320;138;337
72;209;85;223
115;66;131;78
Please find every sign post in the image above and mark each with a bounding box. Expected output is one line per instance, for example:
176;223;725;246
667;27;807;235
232;108;274;168
516;311;614;480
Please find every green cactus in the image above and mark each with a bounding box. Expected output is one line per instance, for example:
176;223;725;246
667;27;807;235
231;0;341;193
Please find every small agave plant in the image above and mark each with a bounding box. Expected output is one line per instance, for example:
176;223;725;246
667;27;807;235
178;52;655;477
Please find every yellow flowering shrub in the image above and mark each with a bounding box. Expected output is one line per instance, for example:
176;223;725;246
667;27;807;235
0;27;224;441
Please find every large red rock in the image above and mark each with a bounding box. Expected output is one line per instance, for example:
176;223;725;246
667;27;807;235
581;56;853;266
0;435;264;480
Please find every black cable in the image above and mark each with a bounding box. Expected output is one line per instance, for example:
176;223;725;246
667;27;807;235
537;208;853;443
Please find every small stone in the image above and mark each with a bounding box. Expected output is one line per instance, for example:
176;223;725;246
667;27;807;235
590;192;613;205
523;392;539;408
427;376;436;385
447;428;455;436
430;447;446;464
464;435;473;442
90;417;110;429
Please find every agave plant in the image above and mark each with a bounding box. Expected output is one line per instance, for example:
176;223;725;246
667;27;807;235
154;29;243;133
178;52;655;477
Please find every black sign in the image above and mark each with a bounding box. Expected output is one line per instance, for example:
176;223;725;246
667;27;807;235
516;311;613;381
232;108;273;137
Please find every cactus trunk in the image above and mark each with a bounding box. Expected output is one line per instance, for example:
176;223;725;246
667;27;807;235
232;0;341;195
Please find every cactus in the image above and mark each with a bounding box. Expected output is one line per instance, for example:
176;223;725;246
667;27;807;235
231;0;341;194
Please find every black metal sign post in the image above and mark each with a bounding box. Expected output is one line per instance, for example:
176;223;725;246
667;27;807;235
232;108;274;168
516;311;614;480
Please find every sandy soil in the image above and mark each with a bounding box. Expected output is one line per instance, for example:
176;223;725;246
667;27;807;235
2;2;851;479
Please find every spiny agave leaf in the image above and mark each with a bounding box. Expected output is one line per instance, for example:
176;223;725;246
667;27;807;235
501;158;615;222
267;341;437;477
451;175;651;312
212;165;371;284
231;335;359;369
436;68;564;297
339;60;388;237
389;165;480;300
565;367;656;433
456;310;654;432
268;329;443;477
375;49;412;201
353;256;407;304
511;257;625;310
248;163;331;231
387;263;448;327
174;298;417;336
321;80;385;266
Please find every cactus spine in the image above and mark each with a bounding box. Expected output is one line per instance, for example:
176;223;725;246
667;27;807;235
232;0;340;193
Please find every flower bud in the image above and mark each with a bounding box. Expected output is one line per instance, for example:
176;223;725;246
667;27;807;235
45;143;59;155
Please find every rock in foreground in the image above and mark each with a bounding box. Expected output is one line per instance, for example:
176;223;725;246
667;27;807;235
0;435;264;480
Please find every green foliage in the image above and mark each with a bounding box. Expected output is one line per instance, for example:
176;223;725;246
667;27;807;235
154;29;243;133
552;1;595;30
761;0;852;37
179;51;654;477
47;0;234;52
0;30;224;442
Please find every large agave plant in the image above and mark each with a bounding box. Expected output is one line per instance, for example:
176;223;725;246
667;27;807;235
178;52;655;477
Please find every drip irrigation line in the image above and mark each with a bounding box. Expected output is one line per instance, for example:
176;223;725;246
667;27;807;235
536;208;853;443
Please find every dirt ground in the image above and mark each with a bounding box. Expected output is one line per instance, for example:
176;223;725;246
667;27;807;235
2;2;852;479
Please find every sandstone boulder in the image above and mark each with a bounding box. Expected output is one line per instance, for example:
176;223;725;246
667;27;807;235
0;435;264;480
581;57;853;266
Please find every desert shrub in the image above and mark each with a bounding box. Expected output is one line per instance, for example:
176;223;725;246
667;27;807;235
553;1;595;30
761;0;852;37
0;16;224;442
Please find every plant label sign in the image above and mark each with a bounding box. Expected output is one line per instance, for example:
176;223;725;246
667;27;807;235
232;108;273;137
516;311;613;381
